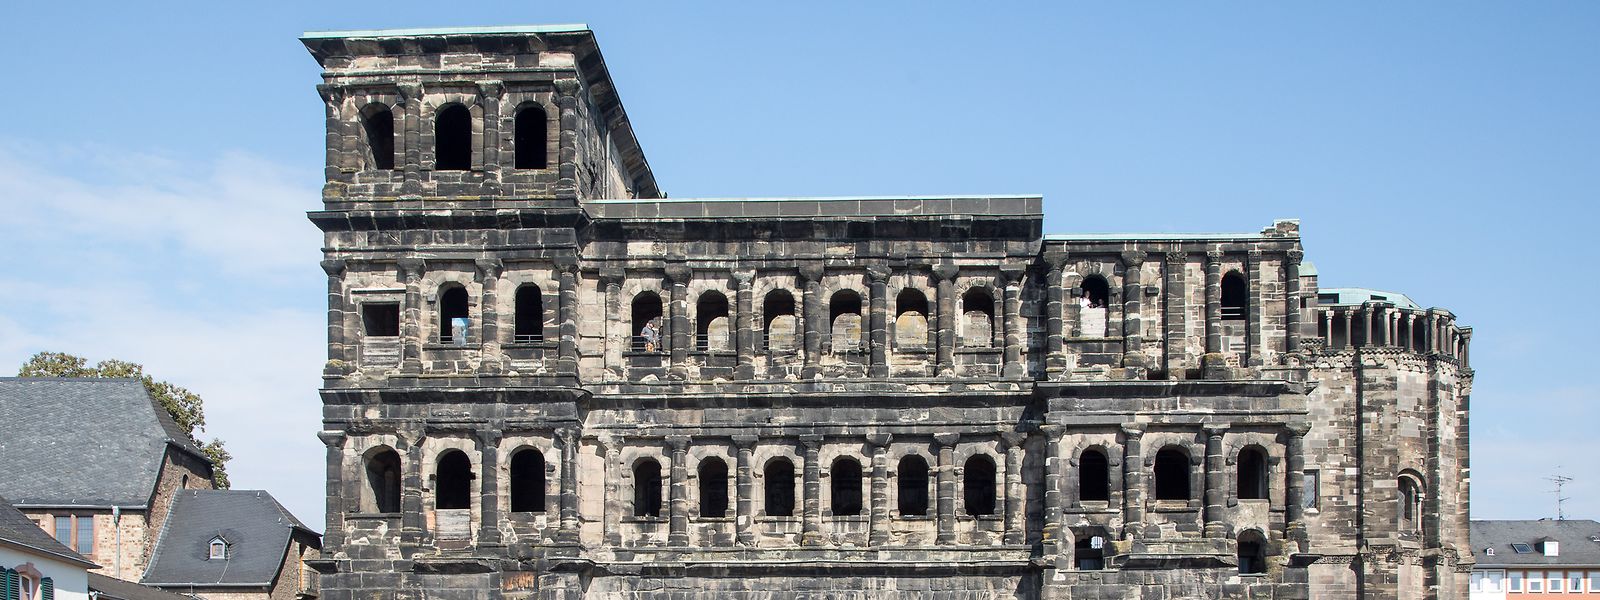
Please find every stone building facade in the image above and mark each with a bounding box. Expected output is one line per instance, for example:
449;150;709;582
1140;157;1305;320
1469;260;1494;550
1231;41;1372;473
301;26;1474;599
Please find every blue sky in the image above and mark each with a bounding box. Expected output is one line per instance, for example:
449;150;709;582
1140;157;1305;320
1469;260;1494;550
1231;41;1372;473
2;2;1596;527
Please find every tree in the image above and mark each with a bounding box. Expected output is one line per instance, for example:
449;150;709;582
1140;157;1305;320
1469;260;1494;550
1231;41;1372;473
17;351;231;488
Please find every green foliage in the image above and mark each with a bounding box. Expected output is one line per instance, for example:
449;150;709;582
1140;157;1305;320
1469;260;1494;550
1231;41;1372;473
17;351;231;489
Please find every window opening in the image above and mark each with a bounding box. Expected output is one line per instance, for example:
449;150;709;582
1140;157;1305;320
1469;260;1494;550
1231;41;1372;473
894;288;930;349
1153;447;1191;501
360;104;395;170
364;448;401;513
514;285;543;343
435;450;473;510
633;458;663;518
698;458;729;518
1079;275;1110;337
830;457;863;516
513;104;548;169
362;303;400;337
1510;543;1533;554
1079;448;1110;502
434;103;472;171
762;290;798;352
439;286;469;345
1237;530;1266;574
960;288;994;347
1237;446;1269;500
510;448;546;513
764;458;796;517
631;292;664;352
830;290;863;352
696;291;731;352
896;455;930;516
1399;475;1424;533
1221;271;1247;320
209;537;227;560
1075;536;1105;570
963;455;997;516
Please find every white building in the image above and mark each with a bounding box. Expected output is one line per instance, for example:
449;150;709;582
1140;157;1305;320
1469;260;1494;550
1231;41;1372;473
1470;519;1600;599
0;496;95;600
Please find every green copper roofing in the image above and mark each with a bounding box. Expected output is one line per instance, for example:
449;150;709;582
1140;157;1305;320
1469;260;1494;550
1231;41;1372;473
301;24;590;40
1318;288;1420;309
1044;232;1265;241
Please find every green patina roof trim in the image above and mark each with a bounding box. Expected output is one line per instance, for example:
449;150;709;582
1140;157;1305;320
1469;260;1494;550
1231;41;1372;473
586;194;1041;204
301;24;591;40
1044;233;1266;241
1318;287;1420;309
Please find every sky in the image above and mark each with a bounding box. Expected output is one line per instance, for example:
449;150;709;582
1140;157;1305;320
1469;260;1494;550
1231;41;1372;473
1;2;1596;529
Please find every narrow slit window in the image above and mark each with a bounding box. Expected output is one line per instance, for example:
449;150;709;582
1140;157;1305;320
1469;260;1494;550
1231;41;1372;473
514;104;548;169
764;458;795;517
514;284;543;343
1221;271;1247;320
698;458;729;518
510;448;545;513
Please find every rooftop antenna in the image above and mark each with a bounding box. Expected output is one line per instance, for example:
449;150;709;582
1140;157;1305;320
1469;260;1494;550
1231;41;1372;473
1547;472;1573;521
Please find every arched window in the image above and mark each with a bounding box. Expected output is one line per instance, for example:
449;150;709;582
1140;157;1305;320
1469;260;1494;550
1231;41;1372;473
830;457;863;516
1153;447;1191;501
1074;535;1106;570
896;455;930;516
830;290;863;352
633;458;663;518
439;286;469;345
696;291;731;352
1080;275;1110;337
363;448;401;513
359;104;395;170
509;448;545;513
894;288;930;349
764;458;795;517
1399;474;1425;534
1221;271;1247;320
960;288;995;347
1237;529;1267;574
1237;446;1269;500
1079;448;1110;502
435;103;472;171
631;291;664;352
763;290;798;352
435;450;472;510
514;284;543;343
963;455;998;516
513;104;548;169
1081;275;1110;309
698;457;729;518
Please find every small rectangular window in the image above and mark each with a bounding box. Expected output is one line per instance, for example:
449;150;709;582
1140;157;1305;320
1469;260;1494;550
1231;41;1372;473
75;516;93;555
1509;570;1524;591
1302;469;1320;509
53;517;71;546
1529;571;1544;592
1567;571;1582;593
1485;571;1503;592
1587;570;1599;592
1552;572;1565;592
362;303;400;337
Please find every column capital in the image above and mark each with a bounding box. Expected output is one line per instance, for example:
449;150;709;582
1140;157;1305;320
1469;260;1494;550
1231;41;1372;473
665;263;692;284
999;263;1027;283
731;269;756;288
1120;251;1146;268
799;434;824;450
552;255;579;275
1246;248;1264;260
553;77;582;97
1041;249;1069;269
666;435;690;452
397;83;423;102
1165;251;1188;264
798;261;825;283
866;265;892;283
320;259;347;277
1000;431;1028;450
1286;249;1304;264
397;258;425;281
865;432;893;447
315;83;345;105
1203;424;1231;437
732;434;759;449
316;430;346;447
932;263;960;281
476;428;503;446
599;267;626;286
475;258;503;280
1120;425;1145;439
1206;250;1224;262
1036;424;1064;441
1285;422;1313;437
553;427;579;447
933;432;961;447
476;80;504;99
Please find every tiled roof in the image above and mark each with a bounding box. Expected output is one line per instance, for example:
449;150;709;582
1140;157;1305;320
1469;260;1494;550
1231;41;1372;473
88;573;194;600
141;490;319;587
0;378;209;507
1471;520;1600;568
1317;288;1421;310
0;495;96;568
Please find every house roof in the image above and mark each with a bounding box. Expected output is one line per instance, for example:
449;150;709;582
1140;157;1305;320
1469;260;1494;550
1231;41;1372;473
141;490;319;588
1316;288;1421;310
0;495;97;568
0;378;210;508
88;573;194;600
1471;519;1600;568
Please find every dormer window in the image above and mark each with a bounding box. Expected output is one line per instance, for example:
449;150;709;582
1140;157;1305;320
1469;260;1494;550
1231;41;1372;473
209;536;228;560
1484;547;1495;556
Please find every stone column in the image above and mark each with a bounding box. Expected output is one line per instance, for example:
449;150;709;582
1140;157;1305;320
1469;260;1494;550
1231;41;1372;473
733;435;758;546
557;427;580;540
1000;265;1027;378
398;258;425;374
867;433;893;546
800;263;824;378
1341;309;1353;351
397;428;426;548
934;432;960;544
317;431;346;550
1203;425;1229;538
800;435;824;546
1067;270;1084;338
557;258;579;377
321;260;348;375
1460;328;1472;369
1121;251;1147;374
1361;303;1375;348
1284;250;1304;354
1389;311;1401;348
475;259;502;349
601;269;625;379
1043;251;1068;376
1001;431;1028;545
316;85;344;182
601;437;622;546
553;78;581;198
934;264;959;376
1204;251;1223;354
1322;310;1334;349
867;266;891;378
1039;425;1064;557
1246;250;1263;365
1164;253;1188;377
1400;312;1412;351
733;270;756;379
667;435;690;546
667;265;691;380
477;429;503;545
477;81;502;187
1427;312;1439;353
1121;426;1145;539
1285;423;1311;553
397;84;422;194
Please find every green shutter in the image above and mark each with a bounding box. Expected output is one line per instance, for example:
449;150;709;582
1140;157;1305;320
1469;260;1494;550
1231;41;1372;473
1;568;17;600
38;578;52;600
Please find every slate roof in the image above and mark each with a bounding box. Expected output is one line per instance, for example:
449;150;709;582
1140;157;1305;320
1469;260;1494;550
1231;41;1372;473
0;378;210;508
0;495;97;568
88;573;194;600
141;490;319;587
1471;519;1600;568
1317;288;1422;310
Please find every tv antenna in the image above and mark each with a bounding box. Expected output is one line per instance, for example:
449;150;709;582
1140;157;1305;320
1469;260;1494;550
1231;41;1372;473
1547;472;1573;521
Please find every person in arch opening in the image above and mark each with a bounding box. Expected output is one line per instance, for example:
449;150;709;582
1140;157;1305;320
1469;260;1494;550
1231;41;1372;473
641;317;662;352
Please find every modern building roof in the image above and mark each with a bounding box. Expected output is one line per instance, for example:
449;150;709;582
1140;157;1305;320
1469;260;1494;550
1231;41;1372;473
0;378;210;508
0;496;97;568
141;490;319;588
88;573;194;600
1316;288;1421;310
1471;520;1600;568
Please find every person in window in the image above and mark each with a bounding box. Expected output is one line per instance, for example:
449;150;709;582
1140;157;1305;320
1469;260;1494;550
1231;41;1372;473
641;317;662;352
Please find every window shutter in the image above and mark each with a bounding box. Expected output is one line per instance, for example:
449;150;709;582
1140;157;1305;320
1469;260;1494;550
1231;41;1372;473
39;578;52;600
1;568;17;600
